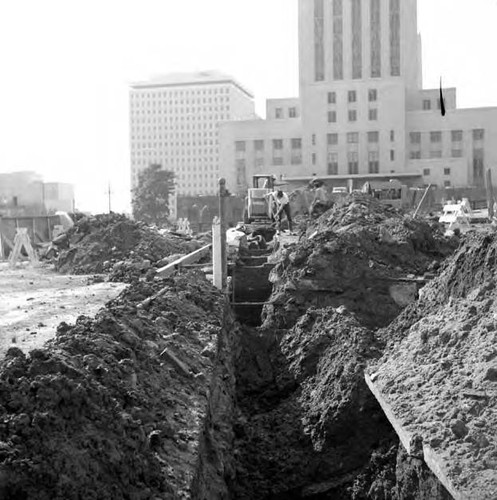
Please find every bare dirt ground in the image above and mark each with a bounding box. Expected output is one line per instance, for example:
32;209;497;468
0;262;126;359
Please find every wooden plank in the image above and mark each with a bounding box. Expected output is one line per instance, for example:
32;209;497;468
156;244;211;277
364;373;415;455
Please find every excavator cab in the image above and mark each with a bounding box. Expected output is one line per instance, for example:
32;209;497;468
243;175;278;224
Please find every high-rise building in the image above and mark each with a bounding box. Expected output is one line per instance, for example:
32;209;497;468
220;0;497;193
129;71;256;200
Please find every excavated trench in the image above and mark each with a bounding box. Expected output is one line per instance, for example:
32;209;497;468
228;254;452;499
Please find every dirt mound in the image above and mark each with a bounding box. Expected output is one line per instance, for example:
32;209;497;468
55;213;202;279
263;195;457;330
0;271;231;500
233;307;446;498
369;230;497;499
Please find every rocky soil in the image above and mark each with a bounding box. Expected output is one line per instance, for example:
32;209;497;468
55;213;205;281
0;270;237;500
232;195;458;499
368;231;497;499
263;195;457;330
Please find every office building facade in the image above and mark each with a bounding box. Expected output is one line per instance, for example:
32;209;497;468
220;0;497;194
129;71;256;199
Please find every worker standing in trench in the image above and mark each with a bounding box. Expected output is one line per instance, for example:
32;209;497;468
274;189;294;234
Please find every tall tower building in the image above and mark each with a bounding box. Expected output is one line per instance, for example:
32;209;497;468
298;0;422;178
129;71;256;198
219;1;497;192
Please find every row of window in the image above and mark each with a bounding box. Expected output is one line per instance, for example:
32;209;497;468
327;108;378;122
410;129;484;144
410;148;483;160
327;88;377;104
274;106;299;119
131;98;230;107
131;87;231;99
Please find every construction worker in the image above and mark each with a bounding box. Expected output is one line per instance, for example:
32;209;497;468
274;190;293;233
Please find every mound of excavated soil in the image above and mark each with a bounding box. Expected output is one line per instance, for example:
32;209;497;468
0;271;233;500
369;231;497;499
55;214;201;279
233;308;399;499
263;195;457;330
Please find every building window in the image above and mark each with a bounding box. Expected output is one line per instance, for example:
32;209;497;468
236;159;246;186
390;150;395;161
351;0;362;79
327;133;338;145
368;151;379;173
370;0;381;77
328;111;337;123
410;132;421;144
348;90;357;103
289;107;298;118
369;109;378;121
423;168;430;176
333;0;344;80
312;153;317;165
473;148;485;182
275;108;283;119
368;89;378;102
444;180;451;187
348;151;359;174
314;0;325;81
368;131;379;143
473;129;485;141
410;151;421;159
328;92;336;104
347;132;359;143
451;149;463;158
390;130;395;141
235;141;246;152
328;152;338;175
451;130;463;142
312;134;316;146
291;153;302;165
423;99;431;111
390;0;400;76
254;139;264;151
430;150;442;159
348;110;357;122
273;139;283;149
255;157;264;168
430;131;442;143
272;157;284;166
291;138;302;149
444;168;451;176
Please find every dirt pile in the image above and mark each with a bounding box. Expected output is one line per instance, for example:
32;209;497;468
264;194;457;330
368;231;497;499
55;213;203;279
233;307;448;499
0;270;237;500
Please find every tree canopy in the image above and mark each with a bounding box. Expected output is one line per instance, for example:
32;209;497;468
132;163;175;225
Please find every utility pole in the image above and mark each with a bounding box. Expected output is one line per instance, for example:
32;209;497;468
107;182;112;213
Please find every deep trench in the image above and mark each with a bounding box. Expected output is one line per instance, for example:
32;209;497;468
226;253;452;500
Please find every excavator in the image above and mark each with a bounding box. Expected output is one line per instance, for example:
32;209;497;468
242;174;281;224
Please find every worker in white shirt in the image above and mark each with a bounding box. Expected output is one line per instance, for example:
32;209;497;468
274;190;293;233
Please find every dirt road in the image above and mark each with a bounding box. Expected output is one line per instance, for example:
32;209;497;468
0;262;126;359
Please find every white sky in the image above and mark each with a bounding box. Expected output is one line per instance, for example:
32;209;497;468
0;0;496;214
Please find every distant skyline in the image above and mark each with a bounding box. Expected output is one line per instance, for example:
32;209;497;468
0;0;496;213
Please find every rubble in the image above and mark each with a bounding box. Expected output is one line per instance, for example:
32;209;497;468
0;271;237;500
54;213;204;281
368;231;497;499
263;194;458;330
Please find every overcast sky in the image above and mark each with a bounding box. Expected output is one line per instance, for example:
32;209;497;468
0;0;496;214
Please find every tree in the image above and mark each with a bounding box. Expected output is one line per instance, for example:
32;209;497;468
132;163;175;225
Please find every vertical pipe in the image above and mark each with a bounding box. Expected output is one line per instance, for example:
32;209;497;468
218;178;227;289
